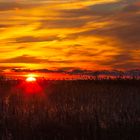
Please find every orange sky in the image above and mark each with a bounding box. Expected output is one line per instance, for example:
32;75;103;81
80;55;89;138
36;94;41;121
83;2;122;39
0;0;140;72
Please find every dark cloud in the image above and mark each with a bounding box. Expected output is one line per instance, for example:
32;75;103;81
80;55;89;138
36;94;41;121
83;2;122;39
67;5;140;48
123;3;140;12
39;19;89;29
69;21;140;47
0;66;23;72
97;52;140;69
59;1;125;19
0;55;45;64
0;54;104;69
65;49;111;58
16;46;27;50
0;24;11;28
0;2;34;11
123;0;140;4
113;62;140;69
98;53;133;65
0;55;86;64
11;68;52;73
87;2;124;14
14;36;60;43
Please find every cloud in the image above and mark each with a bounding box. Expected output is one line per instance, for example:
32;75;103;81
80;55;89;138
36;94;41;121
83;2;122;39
66;1;140;50
68;16;140;45
0;55;45;64
14;36;60;43
0;0;139;70
39;19;89;29
65;48;111;58
0;2;35;11
0;66;23;70
123;3;140;12
113;62;140;69
57;1;126;21
97;52;140;69
0;24;11;28
0;55;83;64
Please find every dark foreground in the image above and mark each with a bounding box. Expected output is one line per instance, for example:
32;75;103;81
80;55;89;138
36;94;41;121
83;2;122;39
0;79;140;140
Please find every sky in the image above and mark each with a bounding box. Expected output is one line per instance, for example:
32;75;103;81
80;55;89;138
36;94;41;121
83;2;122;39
0;0;140;72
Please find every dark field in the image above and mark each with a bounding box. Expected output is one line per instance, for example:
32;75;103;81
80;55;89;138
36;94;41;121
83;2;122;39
0;79;140;140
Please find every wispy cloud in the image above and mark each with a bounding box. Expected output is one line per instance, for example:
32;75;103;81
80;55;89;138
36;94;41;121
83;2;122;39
0;0;139;71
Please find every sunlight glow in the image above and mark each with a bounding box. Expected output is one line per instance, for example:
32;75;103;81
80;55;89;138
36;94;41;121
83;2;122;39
26;76;36;82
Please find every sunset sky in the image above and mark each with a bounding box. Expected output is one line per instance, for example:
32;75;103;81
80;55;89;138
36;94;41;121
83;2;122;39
0;0;140;72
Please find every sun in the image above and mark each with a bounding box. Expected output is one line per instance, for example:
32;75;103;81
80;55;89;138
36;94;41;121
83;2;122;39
26;74;37;82
26;77;36;82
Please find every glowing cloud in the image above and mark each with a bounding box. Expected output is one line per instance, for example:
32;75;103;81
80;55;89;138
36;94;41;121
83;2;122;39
0;0;139;71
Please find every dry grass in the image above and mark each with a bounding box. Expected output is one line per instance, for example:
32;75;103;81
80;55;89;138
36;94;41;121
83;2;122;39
0;79;140;140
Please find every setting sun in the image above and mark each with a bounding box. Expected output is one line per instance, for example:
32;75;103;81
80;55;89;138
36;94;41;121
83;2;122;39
26;76;36;82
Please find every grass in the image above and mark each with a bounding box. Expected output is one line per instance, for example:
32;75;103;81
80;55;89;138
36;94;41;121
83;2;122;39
0;79;140;140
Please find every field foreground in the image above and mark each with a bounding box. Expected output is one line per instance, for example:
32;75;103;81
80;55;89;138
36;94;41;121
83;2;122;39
0;79;140;140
